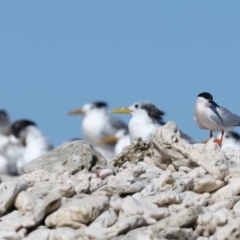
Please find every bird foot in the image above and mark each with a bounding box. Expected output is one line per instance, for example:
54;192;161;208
214;138;222;145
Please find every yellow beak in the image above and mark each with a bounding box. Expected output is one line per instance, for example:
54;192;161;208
109;107;132;114
68;109;85;115
98;135;119;144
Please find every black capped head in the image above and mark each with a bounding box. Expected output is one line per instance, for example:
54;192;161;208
142;102;165;120
11;120;36;139
0;110;8;119
131;101;165;121
197;92;220;108
92;101;108;109
198;92;213;101
0;109;10;125
0;109;11;134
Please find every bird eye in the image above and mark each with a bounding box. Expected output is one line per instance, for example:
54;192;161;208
135;104;139;108
225;135;229;139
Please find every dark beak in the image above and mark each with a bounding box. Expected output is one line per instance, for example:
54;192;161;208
209;99;220;108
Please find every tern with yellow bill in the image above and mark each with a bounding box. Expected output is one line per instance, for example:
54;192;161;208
110;101;196;143
68;101;128;160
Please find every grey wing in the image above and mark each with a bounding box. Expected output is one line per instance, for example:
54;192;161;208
208;107;240;127
101;117;128;138
194;117;208;129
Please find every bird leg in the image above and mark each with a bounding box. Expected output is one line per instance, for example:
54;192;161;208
214;130;224;145
210;131;213;138
201;131;213;143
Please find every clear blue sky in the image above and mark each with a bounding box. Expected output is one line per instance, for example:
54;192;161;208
1;1;240;147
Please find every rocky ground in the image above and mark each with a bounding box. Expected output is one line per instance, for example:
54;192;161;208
1;121;240;240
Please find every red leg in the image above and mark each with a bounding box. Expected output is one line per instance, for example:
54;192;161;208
214;130;224;145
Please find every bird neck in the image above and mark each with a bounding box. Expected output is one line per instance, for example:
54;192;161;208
85;109;107;119
23;126;48;147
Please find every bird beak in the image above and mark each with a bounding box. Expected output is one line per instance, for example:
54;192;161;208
98;135;119;144
109;107;132;114
209;100;220;108
68;109;85;115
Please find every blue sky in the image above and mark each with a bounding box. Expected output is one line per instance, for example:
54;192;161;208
1;1;240;147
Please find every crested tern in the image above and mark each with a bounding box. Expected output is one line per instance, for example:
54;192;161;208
109;101;195;143
68;101;128;160
194;92;240;144
10;119;53;175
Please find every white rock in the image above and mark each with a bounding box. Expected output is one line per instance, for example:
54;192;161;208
210;178;240;204
119;196;169;225
151;205;204;231
0;181;28;217
45;195;109;228
0;230;22;240
83;215;146;239
153;122;229;180
210;218;240;240
24;140;107;175
89;209;118;228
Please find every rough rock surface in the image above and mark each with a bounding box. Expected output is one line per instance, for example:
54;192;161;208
24;140;107;175
1;122;240;239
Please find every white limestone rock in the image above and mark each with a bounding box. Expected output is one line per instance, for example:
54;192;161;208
117;227;198;240
169;191;210;213
210;178;240;204
89;209;118;228
97;182;144;196
24;140;107;175
25;227;85;240
153;122;229;180
110;138;155;167
83;215;147;239
140;191;182;206
210;218;240;240
0;230;22;240
14;190;61;225
0;181;28;217
149;205;203;232
45;195;109;228
20;170;92;197
221;147;240;168
195;208;234;237
119;196;169;225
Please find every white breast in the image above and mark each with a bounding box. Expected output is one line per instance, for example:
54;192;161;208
82;112;107;146
194;100;222;132
129;116;159;142
17;126;52;175
114;134;131;155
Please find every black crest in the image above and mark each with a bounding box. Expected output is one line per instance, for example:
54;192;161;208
10;120;36;138
0;110;10;126
141;102;165;120
198;92;213;100
225;131;240;141
92;101;108;108
0;110;8;118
